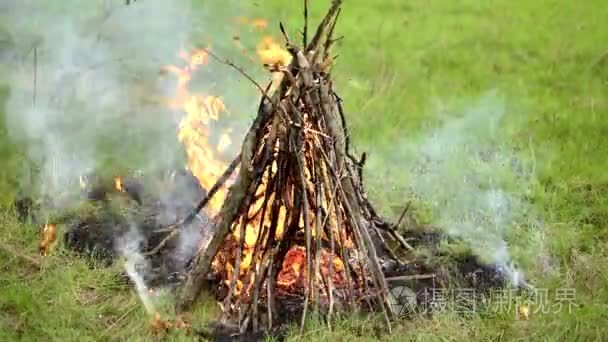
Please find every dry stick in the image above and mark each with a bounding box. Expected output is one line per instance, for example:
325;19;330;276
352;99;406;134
266;249;276;331
316;84;372;310
315;160;333;330
235;222;268;319
261;159;285;330
145;154;241;256
372;225;403;263
204;48;272;104
332;91;355;166
338;183;393;331
385;274;436;282
100;304;139;337
315;107;392;329
244;157;282;331
177;108;269;312
306;0;343;53
233;150;280;318
313;157;323;309
323;7;342;60
315;166;363;317
326;198;335;327
234;174;273;330
384;202;416;252
387;229;414;252
314;119;356;310
395;202;411;228
316;145;340;322
279;22;292;47
297;140;313;334
223;214;248;310
250;242;274;331
236;173;274;302
302;0;309;46
342;201;393;330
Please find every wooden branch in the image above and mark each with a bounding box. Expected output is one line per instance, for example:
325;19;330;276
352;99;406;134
386;274;435;282
203;48;273;104
306;0;343;53
302;0;309;47
160;153;241;232
323;8;342;59
177;98;274;312
395;202;411;229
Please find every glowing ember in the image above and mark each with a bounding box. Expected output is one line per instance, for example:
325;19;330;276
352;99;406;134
277;247;307;288
276;246;347;291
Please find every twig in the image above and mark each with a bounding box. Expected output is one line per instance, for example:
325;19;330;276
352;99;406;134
302;0;309;47
297;140;312;335
306;0;343;52
279;22;292;46
385;274;435;282
388;229;415;252
395;202;411;229
203;48;272;103
146;154;240;256
166;153;240;230
101;304;139;337
323;8;342;58
143;230;178;256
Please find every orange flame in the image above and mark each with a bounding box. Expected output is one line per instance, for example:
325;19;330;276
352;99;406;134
39;223;57;256
165;49;231;215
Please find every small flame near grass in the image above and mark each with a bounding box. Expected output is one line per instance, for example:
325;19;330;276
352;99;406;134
39;223;57;256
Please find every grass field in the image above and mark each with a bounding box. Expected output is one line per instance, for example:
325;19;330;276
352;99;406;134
2;0;608;340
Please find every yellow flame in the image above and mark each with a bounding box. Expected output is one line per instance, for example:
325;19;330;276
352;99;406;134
257;36;292;67
114;177;125;192
166;50;231;215
164;35;303;295
39;223;57;256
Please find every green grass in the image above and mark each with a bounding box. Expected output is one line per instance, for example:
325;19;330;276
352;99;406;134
2;0;608;340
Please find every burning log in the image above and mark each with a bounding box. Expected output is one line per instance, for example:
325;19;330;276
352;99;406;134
177;0;400;333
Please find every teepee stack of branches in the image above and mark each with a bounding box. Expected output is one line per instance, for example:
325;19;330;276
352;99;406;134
177;0;398;333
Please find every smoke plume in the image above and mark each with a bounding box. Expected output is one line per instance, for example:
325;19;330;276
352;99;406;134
362;91;548;285
1;0;254;210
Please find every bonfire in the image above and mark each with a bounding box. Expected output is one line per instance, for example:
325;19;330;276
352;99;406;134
173;0;411;333
20;0;520;338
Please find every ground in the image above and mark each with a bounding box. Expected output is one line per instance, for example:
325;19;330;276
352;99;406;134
1;0;608;341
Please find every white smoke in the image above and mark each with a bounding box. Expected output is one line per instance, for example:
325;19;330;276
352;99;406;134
1;0;256;211
362;91;547;286
115;225;156;314
1;0;260;307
